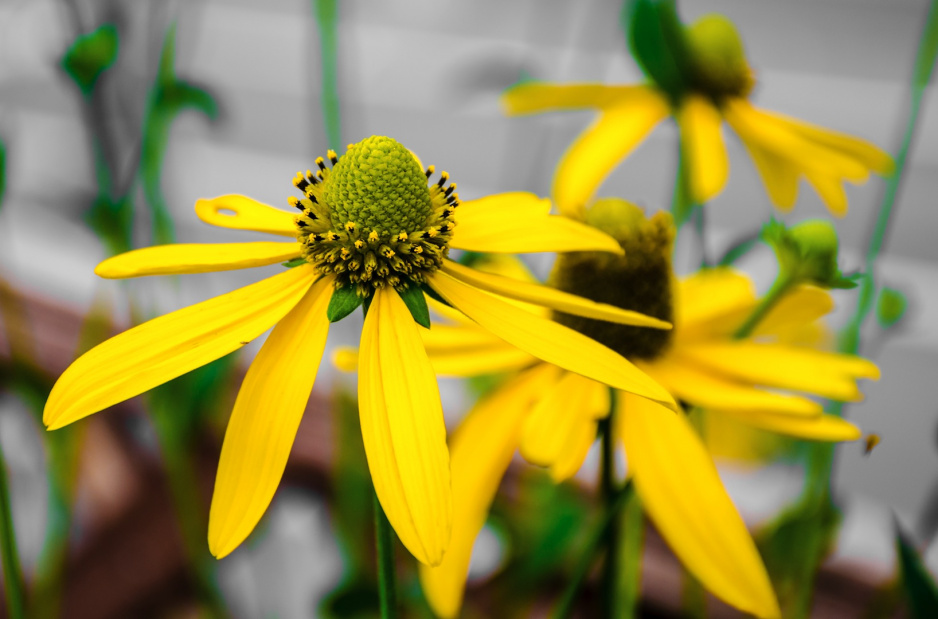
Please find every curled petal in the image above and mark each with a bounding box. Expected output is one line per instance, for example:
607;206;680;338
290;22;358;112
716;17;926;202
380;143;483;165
95;242;301;278
679;95;730;203
195;194;297;237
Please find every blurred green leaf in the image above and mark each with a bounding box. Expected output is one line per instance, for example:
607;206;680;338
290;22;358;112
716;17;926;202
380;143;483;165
84;194;133;255
896;521;938;619
756;495;841;616
913;1;938;91
877;287;908;328
61;24;118;96
624;0;690;103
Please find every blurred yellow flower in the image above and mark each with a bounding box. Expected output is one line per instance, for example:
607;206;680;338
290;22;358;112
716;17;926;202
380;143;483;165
383;201;877;619
502;15;893;217
43;136;675;567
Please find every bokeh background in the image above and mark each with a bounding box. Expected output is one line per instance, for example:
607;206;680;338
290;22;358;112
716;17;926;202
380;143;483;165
0;0;935;616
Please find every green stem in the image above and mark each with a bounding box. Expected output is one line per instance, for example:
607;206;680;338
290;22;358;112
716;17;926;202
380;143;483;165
599;395;619;619
552;481;633;619
374;492;397;619
0;442;26;619
733;275;794;340
682;569;707;619
619;484;643;619
314;0;342;148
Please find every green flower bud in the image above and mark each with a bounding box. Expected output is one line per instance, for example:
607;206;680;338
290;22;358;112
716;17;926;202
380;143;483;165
761;219;857;289
685;14;753;99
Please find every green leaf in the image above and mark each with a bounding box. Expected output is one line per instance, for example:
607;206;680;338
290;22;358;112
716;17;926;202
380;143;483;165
282;257;307;268
877;287;908;328
327;286;362;322
896;520;938;619
624;0;690;103
398;285;430;329
61;24;119;96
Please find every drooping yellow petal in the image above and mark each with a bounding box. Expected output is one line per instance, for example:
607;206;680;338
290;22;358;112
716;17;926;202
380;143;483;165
44;266;317;430
428;270;676;409
442;261;671;329
208;276;333;559
754;109;894;176
724;100;868;182
520;370;596;467
679;95;729;203
425;346;537;378
501;83;641;115
643;357;820;416
718;408;862;442
677;342;879;402
728;101;801;210
358;287;452;566
675;268;755;335
95;242;301;279
195;194;297;237
751;285;833;337
420;364;557;619
450;193;623;255
553;88;670;215
805;171;849;217
621;394;781;619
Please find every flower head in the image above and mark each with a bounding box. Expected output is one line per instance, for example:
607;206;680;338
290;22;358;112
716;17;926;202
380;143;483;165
502;10;893;216
44;136;676;567
395;201;878;619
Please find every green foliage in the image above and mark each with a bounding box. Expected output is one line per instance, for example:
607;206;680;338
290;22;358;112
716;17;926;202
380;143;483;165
756;495;841;617
624;0;690;104
877;287;908;328
83;195;134;255
282;257;308;268
896;522;938;619
399;286;430;329
61;24;118;96
328;286;363;322
761;219;857;290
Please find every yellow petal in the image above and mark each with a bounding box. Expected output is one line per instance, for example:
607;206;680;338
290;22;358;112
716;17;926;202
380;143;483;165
805;171;849;217
677;342;879;402
675;268;755;335
729;109;801;210
718;408;862;442
756;109;894;176
44;266;317;430
724;100;868;182
95;242;301;279
621;394;781;618
426;346;537;378
752;286;833;337
501;82;641;115
553;88;669;215
359;287;452;566
428;270;676;409
450;193;623;255
643;357;820;416
333;347;358;372
419;364;556;619
208;276;333;559
520;370;597;467
441;261;671;329
679;95;729;203
195;194;297;237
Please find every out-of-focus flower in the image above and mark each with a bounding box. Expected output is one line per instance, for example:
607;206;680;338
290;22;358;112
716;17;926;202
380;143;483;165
356;199;878;619
43;136;675;566
502;11;893;217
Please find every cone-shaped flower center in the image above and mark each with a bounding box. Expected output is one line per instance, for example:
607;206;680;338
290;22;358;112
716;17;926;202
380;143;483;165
549;199;675;361
685;14;753;99
290;135;459;297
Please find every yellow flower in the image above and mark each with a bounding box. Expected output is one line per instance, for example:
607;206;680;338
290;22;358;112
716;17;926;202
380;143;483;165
502;14;893;217
389;201;878;618
42;136;676;567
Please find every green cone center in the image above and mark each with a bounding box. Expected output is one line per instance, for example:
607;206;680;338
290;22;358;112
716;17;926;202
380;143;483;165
325;135;433;233
549;199;675;361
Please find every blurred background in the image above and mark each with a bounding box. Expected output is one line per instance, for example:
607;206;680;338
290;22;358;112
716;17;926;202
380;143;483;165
0;0;935;617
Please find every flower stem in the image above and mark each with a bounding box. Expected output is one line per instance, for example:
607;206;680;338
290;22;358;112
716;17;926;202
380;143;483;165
733;274;794;340
599;395;619;619
551;480;633;619
619;483;643;619
0;441;26;619
373;491;397;619
313;0;342;148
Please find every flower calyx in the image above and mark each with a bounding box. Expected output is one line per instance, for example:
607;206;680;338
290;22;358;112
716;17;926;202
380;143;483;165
761;219;858;290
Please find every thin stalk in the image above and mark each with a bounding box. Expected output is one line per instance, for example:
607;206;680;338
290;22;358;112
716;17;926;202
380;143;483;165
599;394;619;619
314;0;342;148
552;480;633;619
0;442;26;619
619;483;643;619
373;492;397;619
733;275;794;340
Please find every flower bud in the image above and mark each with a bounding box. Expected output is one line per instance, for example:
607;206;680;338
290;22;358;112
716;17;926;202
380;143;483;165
762;219;857;289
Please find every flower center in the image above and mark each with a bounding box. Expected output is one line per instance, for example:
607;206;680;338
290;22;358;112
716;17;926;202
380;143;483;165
685;14;754;100
290;135;458;297
549;199;675;361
